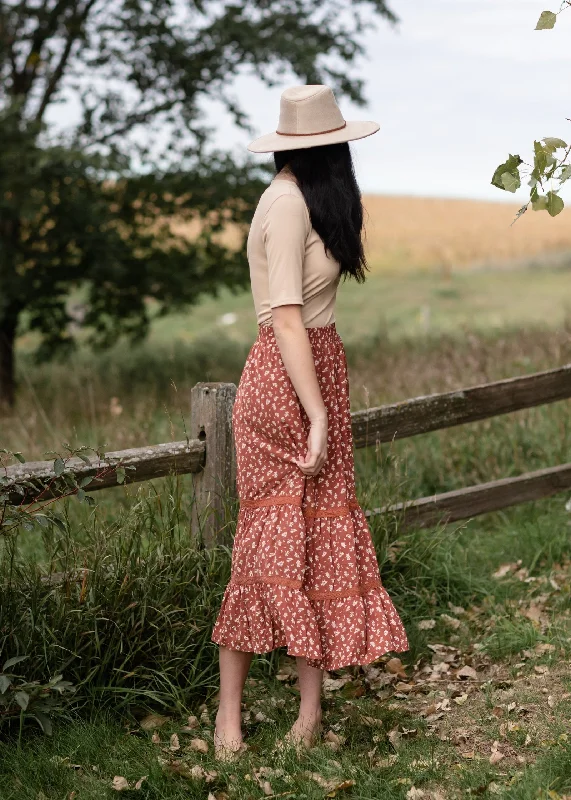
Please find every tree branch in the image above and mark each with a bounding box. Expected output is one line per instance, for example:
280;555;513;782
35;0;99;122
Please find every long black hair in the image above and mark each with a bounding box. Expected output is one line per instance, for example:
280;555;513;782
273;142;368;283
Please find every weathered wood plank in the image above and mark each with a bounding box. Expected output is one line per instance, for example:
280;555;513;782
351;364;571;448
190;382;237;547
4;439;205;504
364;462;571;529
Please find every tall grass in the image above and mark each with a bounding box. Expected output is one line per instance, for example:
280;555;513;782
3;319;571;716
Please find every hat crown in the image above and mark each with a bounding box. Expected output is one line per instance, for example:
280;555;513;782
277;85;346;136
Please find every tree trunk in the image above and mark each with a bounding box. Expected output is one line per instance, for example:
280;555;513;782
0;313;18;411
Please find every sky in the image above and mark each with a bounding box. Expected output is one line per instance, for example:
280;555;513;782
201;0;571;201
47;0;570;202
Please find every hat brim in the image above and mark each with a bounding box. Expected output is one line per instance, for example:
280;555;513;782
247;120;380;153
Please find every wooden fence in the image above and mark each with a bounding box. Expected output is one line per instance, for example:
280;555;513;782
5;365;571;546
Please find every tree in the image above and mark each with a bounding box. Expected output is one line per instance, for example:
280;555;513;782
0;0;397;408
492;3;570;221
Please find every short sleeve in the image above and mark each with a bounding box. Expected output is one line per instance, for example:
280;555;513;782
261;192;310;309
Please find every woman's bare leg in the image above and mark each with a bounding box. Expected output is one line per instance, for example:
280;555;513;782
214;646;253;750
286;657;323;747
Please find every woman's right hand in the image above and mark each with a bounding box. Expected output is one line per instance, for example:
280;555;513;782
295;415;328;476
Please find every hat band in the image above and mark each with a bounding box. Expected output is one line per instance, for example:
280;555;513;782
275;121;347;137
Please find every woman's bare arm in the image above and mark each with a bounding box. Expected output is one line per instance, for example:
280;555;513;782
271;304;328;476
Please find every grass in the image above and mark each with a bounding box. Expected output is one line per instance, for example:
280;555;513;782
4;261;571;796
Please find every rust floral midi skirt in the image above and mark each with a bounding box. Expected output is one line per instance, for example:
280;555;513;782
211;323;409;670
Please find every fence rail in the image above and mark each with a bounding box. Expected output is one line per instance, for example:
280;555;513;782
5;365;571;544
352;363;571;447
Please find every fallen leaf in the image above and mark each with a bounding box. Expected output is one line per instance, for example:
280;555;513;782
386;657;407;678
112;776;129;791
417;619;436;630
456;665;478;680
375;754;398;768
324;730;344;750
489;741;505;764
360;715;384;728
388;727;402;749
323;675;352;692
440;614;461;630
134;777;147;790
140;713;170;731
165;762;217;782
492;561;521;578
454;694;468;706
169;734;180;752
189;738;209;754
406;788;425;799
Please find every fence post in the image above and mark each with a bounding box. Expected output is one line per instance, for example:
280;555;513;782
190;382;237;547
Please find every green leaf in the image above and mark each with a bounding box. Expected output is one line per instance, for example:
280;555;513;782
13;452;25;463
32;711;53;736
50;515;67;534
546;191;564;217
15;690;30;710
0;675;11;694
34;514;51;528
85;495;96;506
532;194;549;211
491;154;523;190
501;172;520;193
116;466;126;485
536;10;557;29
53;458;65;477
77;488;86;503
2;655;28;671
534;140;549;175
543;137;567;152
560;165;571;183
79;476;93;488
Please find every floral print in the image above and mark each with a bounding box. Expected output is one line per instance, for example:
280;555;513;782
211;323;409;670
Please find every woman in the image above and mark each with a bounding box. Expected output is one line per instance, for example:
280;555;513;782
211;85;409;760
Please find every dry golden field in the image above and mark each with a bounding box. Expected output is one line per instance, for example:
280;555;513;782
362;194;571;270
173;194;571;272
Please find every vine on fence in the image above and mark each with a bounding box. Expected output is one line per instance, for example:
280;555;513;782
0;444;132;537
492;2;570;221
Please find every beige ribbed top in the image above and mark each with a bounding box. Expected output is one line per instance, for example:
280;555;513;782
247;175;341;328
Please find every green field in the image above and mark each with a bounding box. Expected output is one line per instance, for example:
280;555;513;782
3;264;571;798
146;264;571;347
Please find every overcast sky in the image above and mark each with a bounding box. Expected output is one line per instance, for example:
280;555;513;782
48;0;570;201
202;0;571;201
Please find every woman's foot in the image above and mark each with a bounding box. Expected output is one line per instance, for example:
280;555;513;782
214;711;247;762
277;711;322;753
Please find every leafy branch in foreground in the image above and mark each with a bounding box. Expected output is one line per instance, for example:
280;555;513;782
0;445;133;538
492;3;570;221
0;656;75;741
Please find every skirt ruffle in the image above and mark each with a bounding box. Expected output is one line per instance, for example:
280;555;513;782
211;505;409;671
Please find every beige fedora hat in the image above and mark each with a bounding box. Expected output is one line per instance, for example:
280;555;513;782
247;84;380;153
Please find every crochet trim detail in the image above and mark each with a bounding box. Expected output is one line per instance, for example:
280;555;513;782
230;575;303;589
304;501;361;518
305;580;382;600
239;495;362;518
240;495;302;509
228;576;382;600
